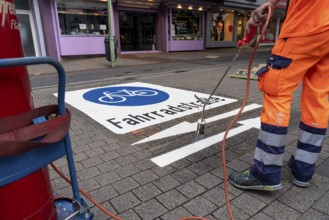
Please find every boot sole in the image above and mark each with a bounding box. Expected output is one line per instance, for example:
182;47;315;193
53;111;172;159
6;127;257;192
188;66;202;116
230;180;283;191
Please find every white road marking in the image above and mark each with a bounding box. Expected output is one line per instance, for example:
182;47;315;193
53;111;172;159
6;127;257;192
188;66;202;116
151;117;260;167
132;104;262;145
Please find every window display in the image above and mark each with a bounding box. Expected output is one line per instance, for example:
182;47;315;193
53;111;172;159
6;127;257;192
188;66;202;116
58;8;108;36
211;11;234;42
171;9;202;41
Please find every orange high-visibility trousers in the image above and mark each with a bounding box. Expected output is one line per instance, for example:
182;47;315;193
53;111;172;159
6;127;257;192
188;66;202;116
258;30;329;129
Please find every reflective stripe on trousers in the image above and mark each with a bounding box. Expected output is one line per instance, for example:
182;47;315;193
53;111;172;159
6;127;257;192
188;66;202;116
251;123;287;185
289;122;326;182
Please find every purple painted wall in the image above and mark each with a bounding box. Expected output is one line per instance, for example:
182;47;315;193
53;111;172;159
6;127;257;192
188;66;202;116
60;37;106;56
38;0;61;60
168;40;204;51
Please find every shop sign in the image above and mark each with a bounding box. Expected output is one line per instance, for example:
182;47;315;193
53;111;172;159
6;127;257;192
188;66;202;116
61;82;237;134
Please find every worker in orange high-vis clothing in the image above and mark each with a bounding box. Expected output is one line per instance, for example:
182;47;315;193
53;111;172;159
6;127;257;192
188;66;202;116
230;0;329;191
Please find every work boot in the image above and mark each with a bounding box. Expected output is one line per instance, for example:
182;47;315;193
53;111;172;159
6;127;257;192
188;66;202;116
287;162;310;188
229;169;283;191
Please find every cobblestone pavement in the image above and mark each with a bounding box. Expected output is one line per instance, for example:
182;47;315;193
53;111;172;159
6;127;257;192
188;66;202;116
31;52;329;220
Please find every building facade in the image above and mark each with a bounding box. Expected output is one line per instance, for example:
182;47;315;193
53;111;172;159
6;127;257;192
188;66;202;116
15;0;288;61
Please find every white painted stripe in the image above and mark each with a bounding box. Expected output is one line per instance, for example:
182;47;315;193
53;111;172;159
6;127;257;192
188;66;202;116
151;117;260;167
133;103;262;145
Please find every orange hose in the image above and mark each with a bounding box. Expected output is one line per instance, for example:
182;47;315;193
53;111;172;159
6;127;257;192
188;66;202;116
220;7;272;220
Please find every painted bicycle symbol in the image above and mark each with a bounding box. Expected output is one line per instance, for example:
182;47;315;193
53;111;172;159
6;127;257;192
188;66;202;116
98;89;158;104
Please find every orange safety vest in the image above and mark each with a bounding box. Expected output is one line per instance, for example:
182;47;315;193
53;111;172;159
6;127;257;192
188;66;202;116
279;0;329;38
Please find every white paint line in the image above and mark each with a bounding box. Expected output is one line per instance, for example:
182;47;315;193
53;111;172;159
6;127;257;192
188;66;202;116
132;103;262;145
151;117;260;167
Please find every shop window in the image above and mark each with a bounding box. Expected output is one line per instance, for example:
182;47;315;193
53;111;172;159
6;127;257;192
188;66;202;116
261;21;276;43
211;11;234;42
119;11;156;51
171;9;202;41
58;7;108;36
14;0;30;10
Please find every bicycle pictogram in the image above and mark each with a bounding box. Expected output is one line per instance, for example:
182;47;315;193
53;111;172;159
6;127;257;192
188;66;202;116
98;89;158;104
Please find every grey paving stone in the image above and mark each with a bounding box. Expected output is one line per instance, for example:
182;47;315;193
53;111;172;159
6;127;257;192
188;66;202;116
171;168;198;183
133;183;162;202
95;171;121;186
185;152;207;163
99;151;121;161
78;178;100;192
245;189;286;205
115;154;138;166
226;159;251;173
81;155;104;168
250;212;274;220
177;180;207;199
222;149;240;162
132;170;159;185
202;155;222;168
74;152;88;162
151;165;176;177
231;193;266;216
118;209;142;220
279;187;320;213
263;201;302;220
160;207;192;220
134;199;168;220
133;159;157;171
102;142;122;151
89;184;118;203
188;161;213;175
85;147;106;157
112;177;140;194
298;208;329;220
156;189;188;210
171;158;193;169
77;166;101;180
313;191;329;215
133;149;153;160
213;205;250;220
97;160;121;173
183;196;217;217
72;143;92;154
195;173;222;189
115;164;140;178
202;186;229;207
116;146;137;156
90;201;117;220
153;175;181;192
110;192;141;213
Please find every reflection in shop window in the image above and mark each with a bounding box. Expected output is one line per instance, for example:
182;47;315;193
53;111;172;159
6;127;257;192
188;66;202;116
171;9;202;41
211;12;234;42
58;8;108;36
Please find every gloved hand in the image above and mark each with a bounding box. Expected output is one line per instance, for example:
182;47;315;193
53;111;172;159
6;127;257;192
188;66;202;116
246;0;278;33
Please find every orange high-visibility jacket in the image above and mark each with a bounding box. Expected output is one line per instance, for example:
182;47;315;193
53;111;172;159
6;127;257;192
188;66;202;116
279;0;329;38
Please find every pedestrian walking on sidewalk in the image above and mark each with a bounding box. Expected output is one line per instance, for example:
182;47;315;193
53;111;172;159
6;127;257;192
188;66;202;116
229;0;329;190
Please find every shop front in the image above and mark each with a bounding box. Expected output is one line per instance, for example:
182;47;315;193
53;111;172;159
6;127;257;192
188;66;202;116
118;9;157;52
163;1;215;52
206;0;288;48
